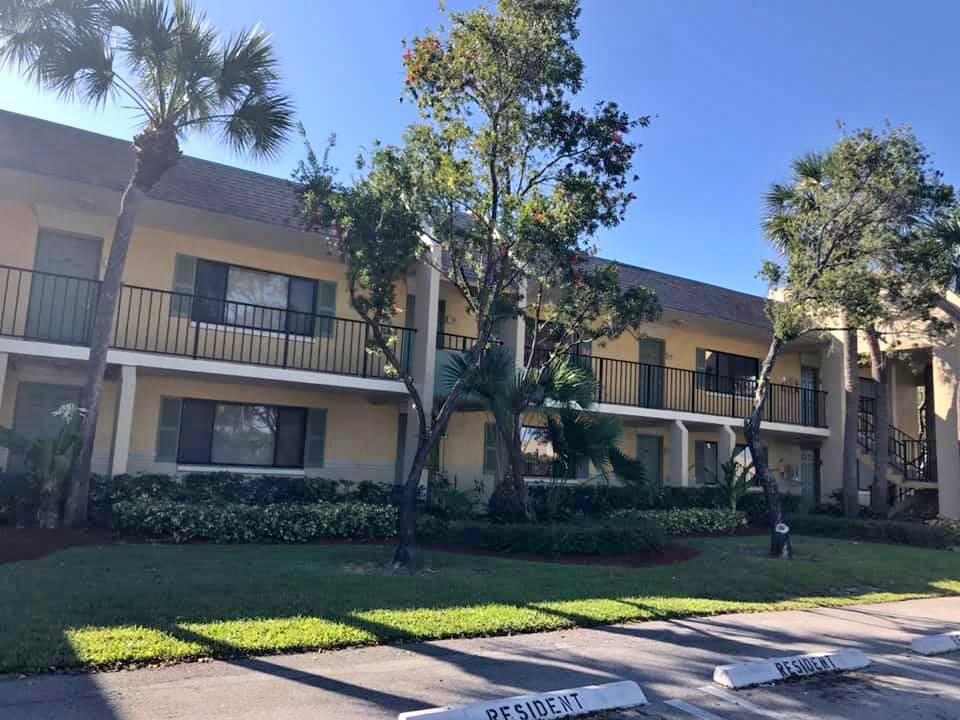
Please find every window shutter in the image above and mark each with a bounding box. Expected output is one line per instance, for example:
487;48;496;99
315;281;337;337
304;408;327;468
483;422;498;474
170;255;197;318
155;397;182;462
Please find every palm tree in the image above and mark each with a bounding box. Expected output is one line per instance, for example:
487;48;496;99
444;346;642;517
0;0;294;526
762;151;861;526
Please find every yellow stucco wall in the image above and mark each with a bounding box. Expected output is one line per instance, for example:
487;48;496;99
599;321;804;384
128;373;402;482
0;199;410;327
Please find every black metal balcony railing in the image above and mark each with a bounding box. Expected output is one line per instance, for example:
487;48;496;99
858;397;931;482
527;350;828;428
0;265;414;380
436;332;479;352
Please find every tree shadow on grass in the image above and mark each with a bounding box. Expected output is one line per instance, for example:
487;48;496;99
162;624;429;716
3;539;959;716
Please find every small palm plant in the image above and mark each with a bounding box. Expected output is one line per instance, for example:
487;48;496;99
0;0;294;526
0;403;83;527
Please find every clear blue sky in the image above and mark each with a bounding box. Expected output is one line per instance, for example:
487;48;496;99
1;0;957;296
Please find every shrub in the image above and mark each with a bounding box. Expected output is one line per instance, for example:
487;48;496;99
111;473;389;507
610;508;746;536
423;519;665;557
113;498;396;543
738;492;801;525
788;514;960;549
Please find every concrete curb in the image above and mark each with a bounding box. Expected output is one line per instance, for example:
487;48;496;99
911;631;960;656
713;649;871;689
397;680;647;720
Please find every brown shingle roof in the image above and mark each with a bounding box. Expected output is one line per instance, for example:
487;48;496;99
0;109;300;228
591;257;772;330
0;110;771;329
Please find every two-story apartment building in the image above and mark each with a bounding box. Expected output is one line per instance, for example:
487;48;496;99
1;110;957;518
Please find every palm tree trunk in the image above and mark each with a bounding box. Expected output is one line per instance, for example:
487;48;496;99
743;335;788;557
866;329;890;515
840;311;861;518
62;179;145;528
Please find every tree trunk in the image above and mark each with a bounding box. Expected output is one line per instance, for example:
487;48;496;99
392;438;433;572
63;127;180;528
840;311;861;518
866;329;890;515
62;181;145;528
743;335;789;557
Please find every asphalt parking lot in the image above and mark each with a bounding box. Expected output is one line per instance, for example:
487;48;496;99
626;651;960;719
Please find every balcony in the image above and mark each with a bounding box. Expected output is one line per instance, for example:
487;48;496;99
0;265;414;381
530;350;828;429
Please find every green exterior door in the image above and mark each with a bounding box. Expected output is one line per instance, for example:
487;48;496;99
9;382;81;471
635;434;663;486
638;338;665;408
799;447;821;510
26;231;101;344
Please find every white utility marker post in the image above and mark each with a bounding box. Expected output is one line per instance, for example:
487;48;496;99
398;681;647;720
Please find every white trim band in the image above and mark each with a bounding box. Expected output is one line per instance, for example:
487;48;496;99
713;649;870;689
398;681;647;720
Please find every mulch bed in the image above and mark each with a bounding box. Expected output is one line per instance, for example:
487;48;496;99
420;542;700;568
0;527;114;565
0;527;699;569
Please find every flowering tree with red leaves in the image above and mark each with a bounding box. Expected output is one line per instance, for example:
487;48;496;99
296;0;658;570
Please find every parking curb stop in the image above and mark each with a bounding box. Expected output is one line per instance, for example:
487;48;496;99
713;649;871;689
397;680;647;720
911;631;960;656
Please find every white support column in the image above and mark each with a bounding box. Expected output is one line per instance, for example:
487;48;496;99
718;424;736;467
402;241;441;485
500;278;528;371
0;352;9;470
932;343;960;519
110;365;137;477
819;333;846;501
669;420;689;487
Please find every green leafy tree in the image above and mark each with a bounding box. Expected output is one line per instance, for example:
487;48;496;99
296;0;656;569
756;126;957;551
0;0;293;527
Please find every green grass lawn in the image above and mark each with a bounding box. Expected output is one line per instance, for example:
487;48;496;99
3;536;959;674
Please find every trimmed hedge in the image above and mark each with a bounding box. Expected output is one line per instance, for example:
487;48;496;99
421;519;665;556
111;473;390;507
789;514;960;549
113;498;396;543
609;508;746;536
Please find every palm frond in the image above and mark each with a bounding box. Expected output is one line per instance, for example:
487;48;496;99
219;91;294;158
37;26;116;106
216;26;277;103
793;151;825;182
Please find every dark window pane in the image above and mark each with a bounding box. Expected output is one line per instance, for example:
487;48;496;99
178;399;215;463
275;407;307;467
192;260;228;324
211;404;276;465
287;277;317;336
225;267;288;331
